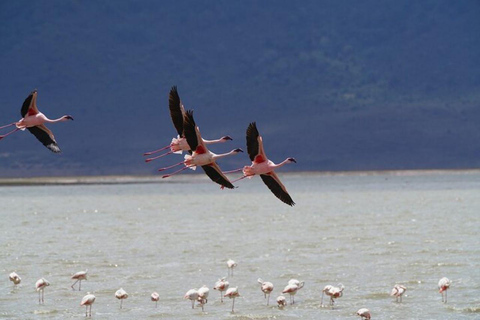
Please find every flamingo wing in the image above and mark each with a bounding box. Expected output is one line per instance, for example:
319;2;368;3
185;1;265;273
27;124;61;153
183;110;206;153
201;163;235;189
260;172;295;206
246;122;259;161
169;86;186;136
21;90;39;117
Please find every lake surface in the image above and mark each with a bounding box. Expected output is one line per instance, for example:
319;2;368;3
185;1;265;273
1;171;480;319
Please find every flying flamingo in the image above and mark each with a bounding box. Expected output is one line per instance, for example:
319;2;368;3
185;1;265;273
438;277;451;303
144;86;232;161
35;278;50;304
80;292;95;317
391;284;406;302
9;272;21;285
197;285;209;311
0;89;73;153
231;122;296;206
160;110;243;189
282;280;304;304
115;288;128;308
227;259;237;276
184;288;199;309
224;286;240;312
71;269;88;291
257;278;274;305
151;292;160;307
213;277;230;302
276;295;287;308
356;308;371;319
321;284;344;308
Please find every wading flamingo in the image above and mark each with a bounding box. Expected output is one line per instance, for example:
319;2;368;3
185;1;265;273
438;277;451;303
0;89;73;153
231;122;296;205
276;295;287;308
282;280;304;304
197;285;209;311
224;286;240;312
227;259;237;276
35;278;50;304
115;288;128;308
151;292;160;307
356;308;371;319
391;284;406;302
144;86;232;161
184;288;199;309
213;277;230;302
160;110;243;189
80;292;95;317
257;278;274;305
71;269;88;291
9;272;21;285
321;284;344;308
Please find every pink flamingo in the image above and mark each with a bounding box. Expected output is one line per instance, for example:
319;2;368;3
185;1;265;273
197;285;209;311
9;272;21;285
35;278;50;304
438;277;451;303
231;122;296;206
356;308;371;319
184;288;199;309
258;278;274;305
80;292;95;317
321;284;344;308
227;259;237;276
213;277;230;302
71;269;88;291
224;287;240;312
151;292;160;307
282;280;304;304
160;110;243;189
144;86;232;161
0;89;73;152
391;284;406;302
276;295;287;308
115;288;128;308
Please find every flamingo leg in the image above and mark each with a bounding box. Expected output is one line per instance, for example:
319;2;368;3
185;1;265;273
155;300;158;308
143;144;171;156
120;299;123;309
0;122;16;130
38;290;41;304
267;293;270;306
145;151;174;162
222;168;243;174
220;291;223;303
232;297;235;313
162;165;190;178
445;290;447;303
79;280;82;291
158;161;185;172
230;175;248;184
191;299;194;309
0;128;20;140
42;289;45;304
72;279;79;290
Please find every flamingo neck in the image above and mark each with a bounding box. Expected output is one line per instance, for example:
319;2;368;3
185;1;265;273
213;149;238;160
45;116;68;123
271;158;292;170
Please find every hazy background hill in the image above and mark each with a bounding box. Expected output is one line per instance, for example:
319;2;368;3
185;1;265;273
1;0;479;178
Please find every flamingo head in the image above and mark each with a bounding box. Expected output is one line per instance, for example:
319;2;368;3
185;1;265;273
287;157;297;163
233;148;243;153
221;135;233;141
63;115;74;121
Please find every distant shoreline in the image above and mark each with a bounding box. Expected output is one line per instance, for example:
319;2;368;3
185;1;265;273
0;169;479;186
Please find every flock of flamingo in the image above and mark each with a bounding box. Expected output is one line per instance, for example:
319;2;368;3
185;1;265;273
0;87;297;206
8;261;453;318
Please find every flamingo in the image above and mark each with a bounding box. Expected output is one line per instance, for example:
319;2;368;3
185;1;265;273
231;122;296;206
282;280;304;304
184;288;199;309
151;291;160;307
227;259;237;276
356;308;371;319
391;284;406;302
71;269;88;291
160;110;243;189
144;86;232;161
257;278;274;305
321;284;344;308
9;272;21;285
80;292;95;317
35;278;50;304
0;89;73;153
213;277;230;302
197;285;209;311
224;286;240;312
276;295;287;308
438;277;451;303
115;288;128;308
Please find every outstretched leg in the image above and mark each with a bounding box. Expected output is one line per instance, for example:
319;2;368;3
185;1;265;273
162;165;190;178
158;161;185;172
143;144;171;156
145;151;174;162
0;128;19;140
72;279;79;290
0;123;16;130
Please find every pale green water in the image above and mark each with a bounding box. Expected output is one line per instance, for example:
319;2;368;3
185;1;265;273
1;171;480;319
